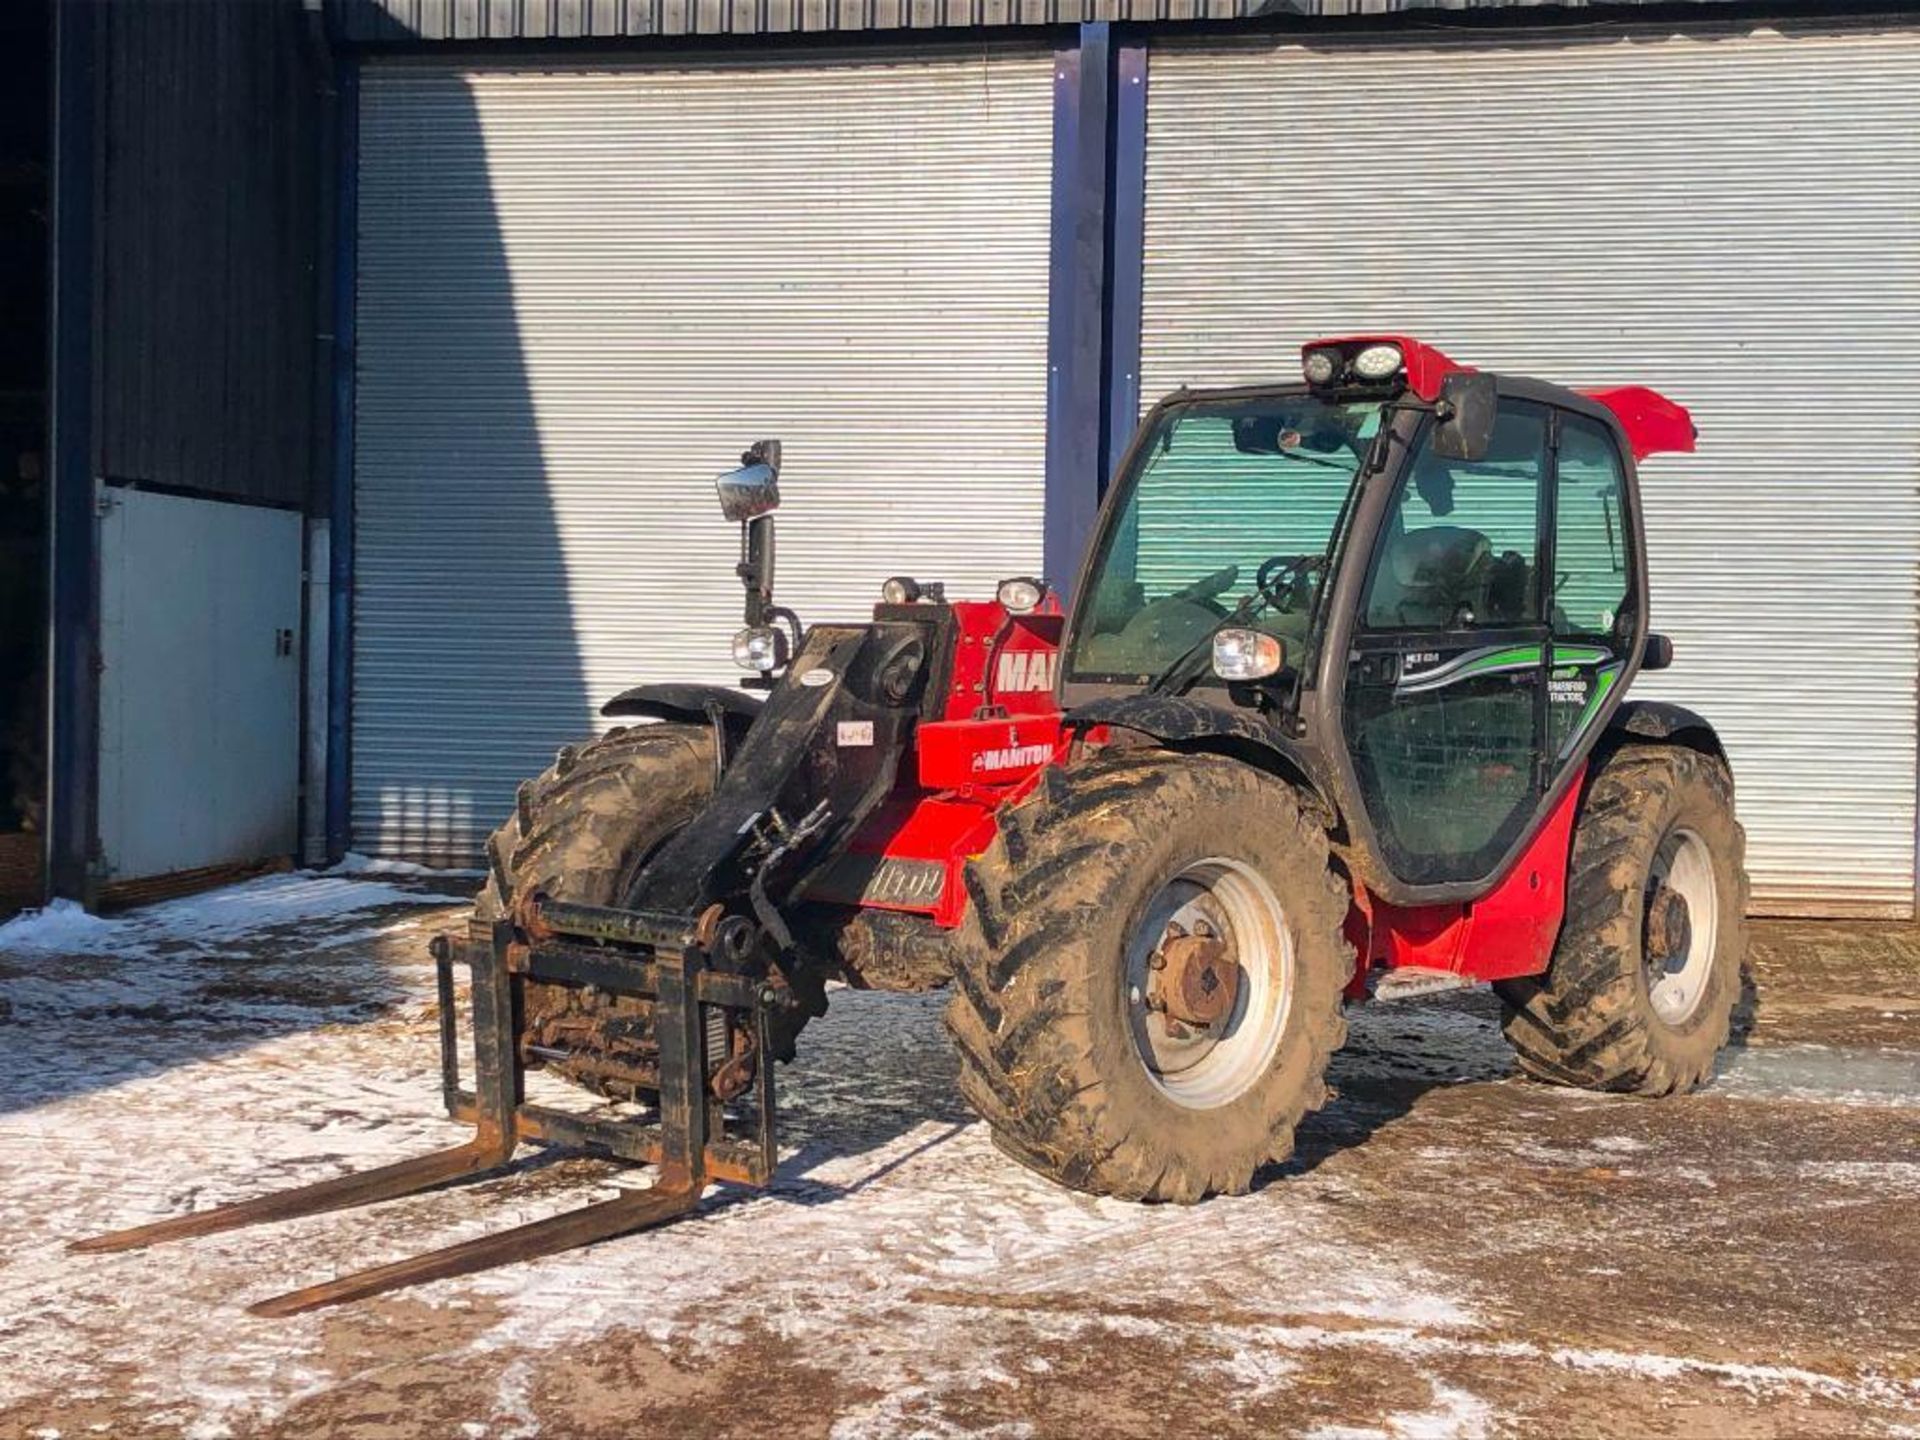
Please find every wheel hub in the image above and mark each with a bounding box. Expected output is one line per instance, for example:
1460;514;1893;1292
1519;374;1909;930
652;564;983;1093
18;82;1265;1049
1125;859;1295;1109
1642;827;1719;1027
1152;925;1240;1029
1645;883;1692;967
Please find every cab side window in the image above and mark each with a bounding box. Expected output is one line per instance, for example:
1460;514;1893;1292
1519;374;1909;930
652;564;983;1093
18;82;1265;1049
1364;405;1546;632
1552;416;1630;639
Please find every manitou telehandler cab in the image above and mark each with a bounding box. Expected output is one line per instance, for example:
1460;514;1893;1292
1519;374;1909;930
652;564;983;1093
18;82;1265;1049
78;336;1746;1315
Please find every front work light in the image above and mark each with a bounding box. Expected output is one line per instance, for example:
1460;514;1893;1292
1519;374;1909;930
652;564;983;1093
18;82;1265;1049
1303;349;1341;387
996;577;1047;614
1212;628;1284;682
732;625;785;673
1351;343;1405;382
881;576;923;605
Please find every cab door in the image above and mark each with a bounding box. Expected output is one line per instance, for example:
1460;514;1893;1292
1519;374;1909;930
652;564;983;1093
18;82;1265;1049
1340;401;1554;887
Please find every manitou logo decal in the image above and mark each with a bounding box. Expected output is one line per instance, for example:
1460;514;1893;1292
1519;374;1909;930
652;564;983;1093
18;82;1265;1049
973;728;1052;774
994;650;1056;694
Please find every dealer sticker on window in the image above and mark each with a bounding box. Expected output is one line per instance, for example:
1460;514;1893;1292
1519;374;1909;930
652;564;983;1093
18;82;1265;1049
837;720;874;747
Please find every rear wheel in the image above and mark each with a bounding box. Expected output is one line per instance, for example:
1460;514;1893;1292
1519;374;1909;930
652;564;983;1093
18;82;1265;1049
475;723;718;1100
945;752;1353;1203
1496;743;1749;1095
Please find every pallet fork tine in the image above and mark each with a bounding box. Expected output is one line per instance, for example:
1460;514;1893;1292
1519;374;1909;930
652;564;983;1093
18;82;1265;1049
70;910;778;1313
248;1177;700;1317
67;1137;515;1255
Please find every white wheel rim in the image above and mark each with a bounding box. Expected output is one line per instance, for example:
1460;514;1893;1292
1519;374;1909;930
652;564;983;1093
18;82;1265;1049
1124;857;1294;1109
1646;826;1719;1026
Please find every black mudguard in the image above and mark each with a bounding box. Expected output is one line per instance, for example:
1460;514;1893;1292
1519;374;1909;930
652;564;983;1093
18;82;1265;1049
1062;694;1334;815
601;683;763;730
1604;699;1727;762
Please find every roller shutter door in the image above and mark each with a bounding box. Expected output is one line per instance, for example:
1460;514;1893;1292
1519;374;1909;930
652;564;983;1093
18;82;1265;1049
1140;24;1920;917
353;51;1054;864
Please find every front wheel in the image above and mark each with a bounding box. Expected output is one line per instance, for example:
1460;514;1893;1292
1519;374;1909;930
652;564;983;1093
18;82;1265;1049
945;753;1354;1203
1496;743;1750;1095
474;723;719;1101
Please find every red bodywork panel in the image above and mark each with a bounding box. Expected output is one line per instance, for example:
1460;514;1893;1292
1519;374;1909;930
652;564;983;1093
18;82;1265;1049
1578;385;1697;461
1304;334;1696;462
1342;767;1584;997
825;596;1070;927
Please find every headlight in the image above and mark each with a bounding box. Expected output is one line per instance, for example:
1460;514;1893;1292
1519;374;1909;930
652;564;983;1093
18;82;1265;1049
731;625;783;673
880;576;922;605
995;577;1046;614
1211;628;1284;682
1303;349;1342;386
1351;343;1405;381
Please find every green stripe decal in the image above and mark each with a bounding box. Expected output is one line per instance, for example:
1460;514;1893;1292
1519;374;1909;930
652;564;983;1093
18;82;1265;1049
1457;644;1543;677
1395;642;1615;696
1396;643;1541;694
1560;662;1624;757
1553;643;1611;668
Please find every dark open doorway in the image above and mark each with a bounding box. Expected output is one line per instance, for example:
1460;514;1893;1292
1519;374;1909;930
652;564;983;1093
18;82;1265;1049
0;0;50;915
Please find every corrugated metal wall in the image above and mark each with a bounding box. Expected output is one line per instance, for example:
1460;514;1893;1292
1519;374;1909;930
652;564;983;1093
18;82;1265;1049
95;0;321;509
1139;22;1920;917
329;0;1749;42
351;50;1055;863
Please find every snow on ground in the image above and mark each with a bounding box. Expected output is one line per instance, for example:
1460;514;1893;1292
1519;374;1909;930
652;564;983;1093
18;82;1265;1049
328;852;486;881
1;874;453;956
1;878;1917;1437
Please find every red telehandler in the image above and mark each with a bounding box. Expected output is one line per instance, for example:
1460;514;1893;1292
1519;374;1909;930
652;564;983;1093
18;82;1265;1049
76;336;1746;1314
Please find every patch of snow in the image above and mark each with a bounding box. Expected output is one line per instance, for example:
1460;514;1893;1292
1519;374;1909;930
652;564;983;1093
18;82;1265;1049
2;875;458;965
1793;1160;1920;1188
0;899;125;954
1307;1380;1494;1440
330;851;485;880
1714;1044;1920;1108
1590;1136;1649;1155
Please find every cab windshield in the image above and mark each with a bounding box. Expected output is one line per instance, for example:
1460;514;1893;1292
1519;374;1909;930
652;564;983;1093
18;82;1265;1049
1067;393;1383;684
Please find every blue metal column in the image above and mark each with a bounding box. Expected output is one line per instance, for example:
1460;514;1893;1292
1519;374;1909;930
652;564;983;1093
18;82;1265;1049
46;0;101;902
324;60;360;863
1043;24;1113;602
1104;41;1149;480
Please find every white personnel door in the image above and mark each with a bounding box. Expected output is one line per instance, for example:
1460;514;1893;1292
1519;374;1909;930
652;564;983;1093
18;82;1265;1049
97;487;303;883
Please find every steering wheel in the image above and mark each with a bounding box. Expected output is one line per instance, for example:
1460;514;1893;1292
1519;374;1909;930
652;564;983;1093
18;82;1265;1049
1256;553;1322;613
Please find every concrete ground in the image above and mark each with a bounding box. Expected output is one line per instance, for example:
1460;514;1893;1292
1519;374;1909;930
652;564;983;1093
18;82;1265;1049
0;873;1915;1439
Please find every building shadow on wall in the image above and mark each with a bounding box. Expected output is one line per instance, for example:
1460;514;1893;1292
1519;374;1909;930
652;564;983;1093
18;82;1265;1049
349;67;594;868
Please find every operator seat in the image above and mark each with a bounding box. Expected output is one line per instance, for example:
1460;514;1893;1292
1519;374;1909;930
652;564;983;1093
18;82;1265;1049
1368;524;1493;630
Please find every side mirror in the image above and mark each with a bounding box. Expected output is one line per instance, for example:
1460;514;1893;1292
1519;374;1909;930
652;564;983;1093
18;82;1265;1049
715;443;781;523
1431;373;1497;463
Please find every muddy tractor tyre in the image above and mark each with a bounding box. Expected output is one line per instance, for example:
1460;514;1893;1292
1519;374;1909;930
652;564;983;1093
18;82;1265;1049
475;723;718;1099
1496;743;1750;1096
945;752;1354;1203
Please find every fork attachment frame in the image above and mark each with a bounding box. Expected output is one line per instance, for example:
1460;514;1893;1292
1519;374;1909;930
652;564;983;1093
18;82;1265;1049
71;905;780;1315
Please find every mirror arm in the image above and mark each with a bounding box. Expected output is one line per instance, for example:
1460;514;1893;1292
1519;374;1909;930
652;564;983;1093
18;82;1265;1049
738;515;776;628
